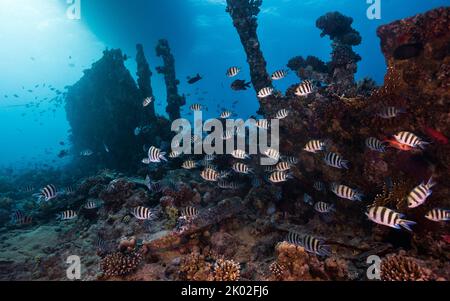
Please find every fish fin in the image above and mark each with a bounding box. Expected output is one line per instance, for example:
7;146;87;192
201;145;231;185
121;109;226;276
426;177;436;188
418;141;430;149
341;160;349;169
399;219;416;231
160;153;168;162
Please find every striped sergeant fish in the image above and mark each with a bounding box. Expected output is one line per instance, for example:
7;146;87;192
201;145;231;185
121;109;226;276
226;66;241;78
84;200;101;210
269;171;291;183
313;181;326;192
378;106;405;119
365;137;387;152
271;69;288;80
282;156;299;165
232;162;252;174
264;165;276;173
218;180;240;190
257;87;274;98
393;131;429;149
57;210;78;221
144;175;163;193
304;140;326;153
314;202;335;213
256;119;269;129
169;150;182;158
331;184;363;201
39;184;58;202
65;186;75;194
182;160;197;169
190;103;204;111
181;206;199;219
264;148;280;162
131;206;153;220
407;178;436;208
80;149;93;156
425;208;450;222
274;109;289;120
142;96;153;107
13;210;33;225
324;152;349;169
200;168;220;182
222;130;234;140
286;232;331;257
231;149;249;159
295;80;313;97
275;161;291;172
23;185;34;193
220;110;232;119
366;206;416;231
148;146;167;163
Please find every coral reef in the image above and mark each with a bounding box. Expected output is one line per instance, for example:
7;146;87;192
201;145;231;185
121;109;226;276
380;251;432;281
213;258;240;281
100;250;143;278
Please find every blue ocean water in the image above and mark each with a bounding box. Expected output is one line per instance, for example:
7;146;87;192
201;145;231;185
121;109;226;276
0;0;447;170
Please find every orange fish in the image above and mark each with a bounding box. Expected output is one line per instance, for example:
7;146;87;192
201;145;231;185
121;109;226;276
423;126;448;145
384;139;413;151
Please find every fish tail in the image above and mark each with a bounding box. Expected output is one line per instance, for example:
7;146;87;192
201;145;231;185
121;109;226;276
341;160;349;169
399;219;416;231
418;141;430;149
426;177;436;189
318;245;332;257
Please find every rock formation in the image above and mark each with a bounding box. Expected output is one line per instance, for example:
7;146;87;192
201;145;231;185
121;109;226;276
136;44;156;120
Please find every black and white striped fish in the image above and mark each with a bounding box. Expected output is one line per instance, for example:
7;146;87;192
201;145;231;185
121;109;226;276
142;96;153;107
378;106;405;119
65;186;75;194
256;119;269;129
324;152;349;169
80;149;93;156
366;206;416;231
286;232;331;257
22;185;34;193
226;66;241;78
231;149;249;159
148;146;167;163
169;150;182;158
222;130;234;140
13;210;33;225
201;167;220;182
257;87;274;98
313;181;326;192
407;178;436;208
181;206;199;219
56;210;78;221
331;184;363;201
275;161;291;172
282;156;299;165
144;175;163;193
264;148;280;162
304;140;326;153
393;131;429;149
271;69;288;80
84;200;101;210
182;160;197;169
274;109;289;120
190;103;204;111
365;137;387;152
269;171;291;183
232;162;252;174
264;165;276;173
131;206;153;220
295;80;313;97
425;208;450;222
220;110;232;119
314;202;335;213
39;184;58;202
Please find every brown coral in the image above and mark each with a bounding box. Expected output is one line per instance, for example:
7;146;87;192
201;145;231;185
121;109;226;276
179;252;214;281
100;250;143;278
380;252;432;281
269;261;286;280
213;258;240;281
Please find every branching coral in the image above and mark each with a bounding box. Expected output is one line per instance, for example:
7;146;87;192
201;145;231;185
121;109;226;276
100;250;143;278
381;252;432;281
213;258;241;281
179;252;214;281
269;261;286;280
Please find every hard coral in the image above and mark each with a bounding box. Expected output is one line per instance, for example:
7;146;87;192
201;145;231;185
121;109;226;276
381;252;432;281
179;252;214;281
213;258;241;281
100;250;143;278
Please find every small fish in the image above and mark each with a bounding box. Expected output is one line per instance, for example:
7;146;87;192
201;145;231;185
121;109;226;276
264;148;280;162
84;200;101;210
271;69;288;80
231;79;251;91
142;97;153;107
39;184;58;202
366;206;416;231
286;232;331;257
103;142;110;153
187;74;202;84
324;152;349;169
222;130;234;140
65;186;75;194
269;171;291;183
313;181;326;192
231;149;249;159
13;210;33;225
314;202;335;213
182;160;197;169
331;184;363;201
304;140;327;153
148;146;167;163
304;193;313;205
257;87;274;98
365;137;387;152
256;119;269;130
226;66;241;78
56;210;78;221
181;206;199;219
169;151;182;158
201;167;220;182
295;80;313;97
378;107;405;119
190;103;204;111
232;162;252;174
22;185;34;193
220;110;232;119
407;178;436;208
274;109;289;120
425;208;450;222
393;131;428;149
80;149;93;156
275;161;291;172
264;165;276;173
131;206;153;220
282;156;299;165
